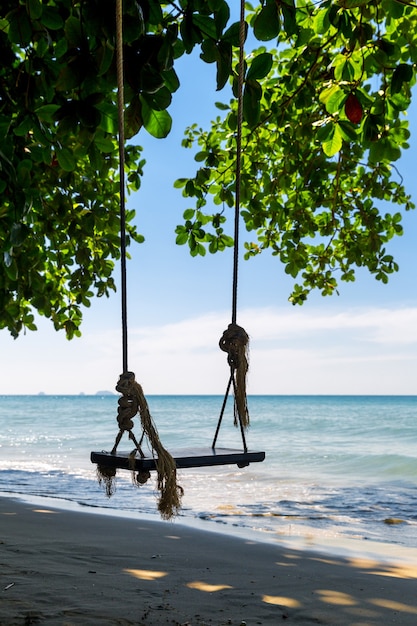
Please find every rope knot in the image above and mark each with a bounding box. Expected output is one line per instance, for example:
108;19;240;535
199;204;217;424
219;323;249;370
219;323;250;429
116;371;138;431
106;370;183;519
116;370;136;395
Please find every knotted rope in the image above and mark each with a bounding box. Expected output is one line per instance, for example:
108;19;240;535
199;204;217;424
97;372;183;519
96;0;183;520
218;1;250;434
219;323;250;429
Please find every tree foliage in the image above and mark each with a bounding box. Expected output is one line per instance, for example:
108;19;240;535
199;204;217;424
0;0;242;337
0;0;416;338
175;0;417;302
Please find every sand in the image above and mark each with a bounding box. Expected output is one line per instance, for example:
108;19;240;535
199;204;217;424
1;495;417;626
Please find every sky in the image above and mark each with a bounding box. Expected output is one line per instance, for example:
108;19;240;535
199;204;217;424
1;51;417;396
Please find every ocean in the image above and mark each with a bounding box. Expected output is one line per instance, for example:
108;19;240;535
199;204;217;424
1;394;416;552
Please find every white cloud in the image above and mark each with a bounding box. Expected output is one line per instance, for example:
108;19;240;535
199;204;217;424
1;306;416;395
239;306;417;345
86;305;417;395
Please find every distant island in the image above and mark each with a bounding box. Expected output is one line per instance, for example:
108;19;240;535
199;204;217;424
95;390;115;396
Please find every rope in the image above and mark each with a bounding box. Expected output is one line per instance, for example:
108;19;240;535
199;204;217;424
96;0;183;520
116;0;128;373
231;0;246;325
117;372;183;519
97;372;183;519
219;323;250;428
219;0;250;433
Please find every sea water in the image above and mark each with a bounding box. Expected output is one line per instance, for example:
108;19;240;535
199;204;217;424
1;395;416;550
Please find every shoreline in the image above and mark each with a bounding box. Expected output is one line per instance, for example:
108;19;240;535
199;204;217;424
2;494;417;625
3;489;417;567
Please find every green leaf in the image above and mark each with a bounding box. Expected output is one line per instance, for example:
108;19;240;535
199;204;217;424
28;0;42;20
243;80;262;127
54;37;68;58
41;7;64;30
55;66;80;92
64;16;82;48
383;0;405;18
13;117;32;137
147;0;164;24
94;134;116;154
7;9;32;46
96;102;117;134
56;148;76;171
211;0;230;36
215;102;230;111
319;84;345;114
201;38;218;63
140;99;172;138
17;159;32;186
142;86;172;112
369;137;401;163
194;151;208;162
222;21;242;46
36;104;61;123
391;63;414;94
197;242;206;256
338;121;359;141
35;36;48;58
314;7;331;34
216;40;232;90
193;15;218;39
174;178;188;189
281;2;298;37
162;69;180;93
97;43;114;77
247;53;273;80
176;231;189;245
315;122;333;143
322;124;343;157
125;98;143;139
253;2;280;41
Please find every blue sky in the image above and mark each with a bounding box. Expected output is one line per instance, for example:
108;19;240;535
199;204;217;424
1;52;417;395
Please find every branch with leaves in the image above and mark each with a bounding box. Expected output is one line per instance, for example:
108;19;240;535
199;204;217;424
175;0;416;303
0;0;242;337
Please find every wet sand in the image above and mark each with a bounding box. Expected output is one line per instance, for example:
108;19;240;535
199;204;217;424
1;496;417;625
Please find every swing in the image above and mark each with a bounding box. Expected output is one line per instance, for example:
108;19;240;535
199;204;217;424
90;0;265;517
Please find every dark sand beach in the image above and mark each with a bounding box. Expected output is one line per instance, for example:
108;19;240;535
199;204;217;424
1;496;417;625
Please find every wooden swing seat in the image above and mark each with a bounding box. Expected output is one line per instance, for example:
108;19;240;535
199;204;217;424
91;447;265;471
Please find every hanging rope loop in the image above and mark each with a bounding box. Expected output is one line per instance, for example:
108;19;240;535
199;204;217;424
219;323;250;429
95;0;184;520
214;0;251;444
110;371;183;519
230;0;246;326
116;0;129;374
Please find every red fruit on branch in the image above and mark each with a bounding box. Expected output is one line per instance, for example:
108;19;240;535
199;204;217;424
345;93;363;124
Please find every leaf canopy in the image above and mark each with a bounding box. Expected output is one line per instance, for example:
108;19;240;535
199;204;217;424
0;0;241;337
0;0;416;338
